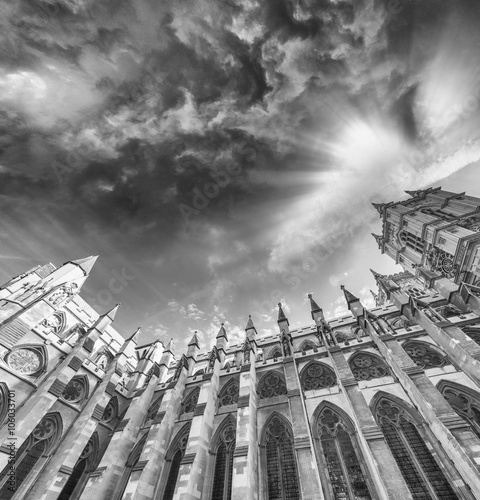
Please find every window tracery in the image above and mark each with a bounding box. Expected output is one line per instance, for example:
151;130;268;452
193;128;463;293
375;397;457;499
316;406;371;500
62;376;88;404
301;362;336;391
219;380;239;407
263;415;300;500
5;345;46;376
40;311;67;336
438;382;480;438
163;426;190;500
462;326;480;345
258;372;287;399
298;339;317;353
181;388;200;414
145;394;164;425
348;353;389;381
211;420;236;500
402;340;447;369
101;397;118;424
267;346;283;360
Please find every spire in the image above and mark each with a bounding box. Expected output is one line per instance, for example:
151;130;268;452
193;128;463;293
188;331;200;347
277;302;288;323
102;303;121;321
68;256;99;276
165;337;175;353
405;190;417;197
340;285;359;304
127;326;141;343
216;323;228;340
371;202;385;215
245;315;255;330
307;293;322;318
371;233;383;247
370;268;384;281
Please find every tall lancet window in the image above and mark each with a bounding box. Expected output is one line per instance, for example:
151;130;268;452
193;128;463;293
315;405;371;500
211;419;236;500
0;413;63;499
374;396;458;499
162;424;191;500
118;432;148;500
262;414;300;500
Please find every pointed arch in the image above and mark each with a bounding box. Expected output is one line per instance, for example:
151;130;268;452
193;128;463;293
115;430;149;500
260;412;300;500
462;326;480;345
298;339;317;353
0;383;10;425
300;361;336;391
348;351;390;381
181;386;200;414
61;374;89;404
0;412;63;499
40;310;67;336
437;380;480;438
194;368;205;377
312;402;372;500
57;432;99;500
401;340;448;369
145;393;164;426
101;395;119;424
4;343;48;377
266;345;282;360
257;371;287;400
218;377;239;407
210;415;236;500
161;423;191;500
371;392;458;500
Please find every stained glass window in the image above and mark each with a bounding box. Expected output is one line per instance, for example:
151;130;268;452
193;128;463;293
317;407;371;500
219;380;239;407
212;423;236;500
163;428;190;500
376;398;457;499
402;341;447;369
301;362;336;391
349;353;389;381
264;416;300;500
62;377;87;403
258;373;287;400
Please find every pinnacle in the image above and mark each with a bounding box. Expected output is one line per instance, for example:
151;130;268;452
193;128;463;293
245;315;255;330
340;285;359;304
277;302;287;322
188;331;200;347
69;256;99;275
308;293;322;313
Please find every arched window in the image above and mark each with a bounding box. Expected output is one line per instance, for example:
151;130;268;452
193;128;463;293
219;379;239;407
162;424;190;500
348;352;390;381
194;368;205;377
211;418;236;500
61;375;89;404
145;394;164;426
117;432;148;500
0;383;10;425
0;413;63;499
101;396;118;424
40;311;67;336
298;339;317;353
261;413;300;500
314;404;372;500
402;340;448;369
438;381;480;438
266;346;282;360
386;315;410;329
258;372;287;400
181;387;200;414
4;344;47;377
300;362;336;391
58;433;99;500
373;395;458;499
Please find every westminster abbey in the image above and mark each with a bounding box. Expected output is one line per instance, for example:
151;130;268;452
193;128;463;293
1;187;480;500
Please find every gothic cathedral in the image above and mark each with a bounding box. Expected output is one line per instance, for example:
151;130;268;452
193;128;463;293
1;187;480;500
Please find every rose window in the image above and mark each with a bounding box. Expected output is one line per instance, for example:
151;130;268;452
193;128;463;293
62;378;86;403
102;401;115;423
182;389;199;414
33;417;56;440
301;363;336;391
222;424;236;443
7;348;42;375
350;353;389;381
403;341;447;369
258;373;287;399
219;382;239;407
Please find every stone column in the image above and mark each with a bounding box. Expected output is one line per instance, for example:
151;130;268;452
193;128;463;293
232;318;258;500
366;317;480;498
0;305;120;470
133;350;192;500
79;359;161;500
172;346;222;499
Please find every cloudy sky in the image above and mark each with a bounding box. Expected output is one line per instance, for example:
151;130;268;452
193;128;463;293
1;0;480;352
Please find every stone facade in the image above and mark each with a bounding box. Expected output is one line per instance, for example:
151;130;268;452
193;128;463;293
2;189;480;499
